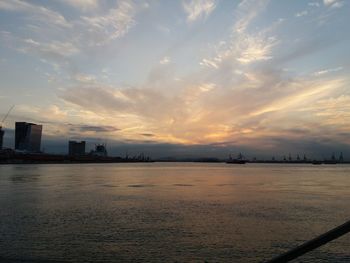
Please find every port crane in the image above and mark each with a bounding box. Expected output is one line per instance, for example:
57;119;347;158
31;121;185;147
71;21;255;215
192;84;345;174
0;105;15;129
0;105;14;149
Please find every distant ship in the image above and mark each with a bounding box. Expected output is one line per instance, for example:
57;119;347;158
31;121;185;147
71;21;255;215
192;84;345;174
226;153;247;164
323;153;338;164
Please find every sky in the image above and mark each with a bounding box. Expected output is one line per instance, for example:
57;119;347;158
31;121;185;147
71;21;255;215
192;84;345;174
0;0;350;159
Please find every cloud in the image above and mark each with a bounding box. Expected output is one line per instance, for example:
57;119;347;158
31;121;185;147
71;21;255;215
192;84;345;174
22;38;79;57
140;133;155;137
69;124;119;133
74;73;96;83
233;0;269;33
2;0;349;155
61;0;98;11
324;0;337;5
0;0;71;28
0;0;141;78
331;1;345;8
183;0;217;23
235;35;278;64
0;31;79;69
201;31;278;67
58;63;347;146
54;0;346;148
200;1;279;68
200;58;219;69
249;78;345;117
323;0;344;8
1;0;138;53
313;67;343;76
80;1;136;45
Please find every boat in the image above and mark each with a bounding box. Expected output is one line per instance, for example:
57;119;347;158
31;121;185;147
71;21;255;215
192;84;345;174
323;153;337;164
226;153;247;164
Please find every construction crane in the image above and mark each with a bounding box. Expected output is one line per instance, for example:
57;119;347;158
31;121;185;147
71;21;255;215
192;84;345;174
1;105;15;128
0;105;14;150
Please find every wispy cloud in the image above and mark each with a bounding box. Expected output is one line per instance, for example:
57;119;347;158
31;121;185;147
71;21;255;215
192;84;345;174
22;38;79;57
61;0;98;11
200;58;219;69
313;67;343;76
183;0;217;23
200;0;279;68
58;72;347;146
323;0;344;8
73;73;96;83
235;35;278;64
0;0;71;28
80;1;136;45
0;0;141;76
1;0;138;50
324;0;337;5
0;31;79;64
233;0;269;33
69;124;119;133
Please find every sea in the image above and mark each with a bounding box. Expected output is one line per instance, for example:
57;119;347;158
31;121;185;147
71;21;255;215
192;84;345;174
0;163;349;262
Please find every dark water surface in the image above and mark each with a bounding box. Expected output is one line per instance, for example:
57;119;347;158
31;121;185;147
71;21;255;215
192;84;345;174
0;163;349;262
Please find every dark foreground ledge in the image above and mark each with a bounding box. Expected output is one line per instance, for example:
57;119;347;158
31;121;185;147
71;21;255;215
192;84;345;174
266;220;350;262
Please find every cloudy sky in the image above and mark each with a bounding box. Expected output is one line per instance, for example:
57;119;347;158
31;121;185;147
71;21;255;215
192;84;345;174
0;0;349;158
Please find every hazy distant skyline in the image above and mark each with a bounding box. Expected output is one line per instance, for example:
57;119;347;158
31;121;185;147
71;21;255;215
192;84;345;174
1;0;349;158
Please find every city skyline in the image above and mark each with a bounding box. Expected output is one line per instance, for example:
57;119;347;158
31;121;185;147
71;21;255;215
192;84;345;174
1;0;350;158
1;121;347;160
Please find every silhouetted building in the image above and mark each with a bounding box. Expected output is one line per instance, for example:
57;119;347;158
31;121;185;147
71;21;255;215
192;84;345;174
15;122;42;152
0;128;4;150
339;152;344;162
90;144;107;157
69;140;86;156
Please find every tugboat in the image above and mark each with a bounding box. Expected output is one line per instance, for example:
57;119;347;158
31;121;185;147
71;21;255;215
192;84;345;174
226;153;247;164
312;160;322;165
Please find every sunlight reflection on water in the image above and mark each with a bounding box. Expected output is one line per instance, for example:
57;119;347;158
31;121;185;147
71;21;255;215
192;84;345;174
0;163;349;262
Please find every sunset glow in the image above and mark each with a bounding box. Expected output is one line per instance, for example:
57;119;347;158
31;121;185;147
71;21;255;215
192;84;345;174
1;0;349;157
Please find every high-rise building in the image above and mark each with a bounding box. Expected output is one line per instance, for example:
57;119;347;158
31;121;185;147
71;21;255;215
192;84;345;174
0;127;4;150
68;140;86;156
15;122;42;152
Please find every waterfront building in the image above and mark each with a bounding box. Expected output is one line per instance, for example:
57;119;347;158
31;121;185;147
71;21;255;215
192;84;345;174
90;144;108;157
15;122;42;152
69;140;86;156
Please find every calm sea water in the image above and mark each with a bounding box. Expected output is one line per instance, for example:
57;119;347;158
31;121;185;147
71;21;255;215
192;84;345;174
0;163;349;262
